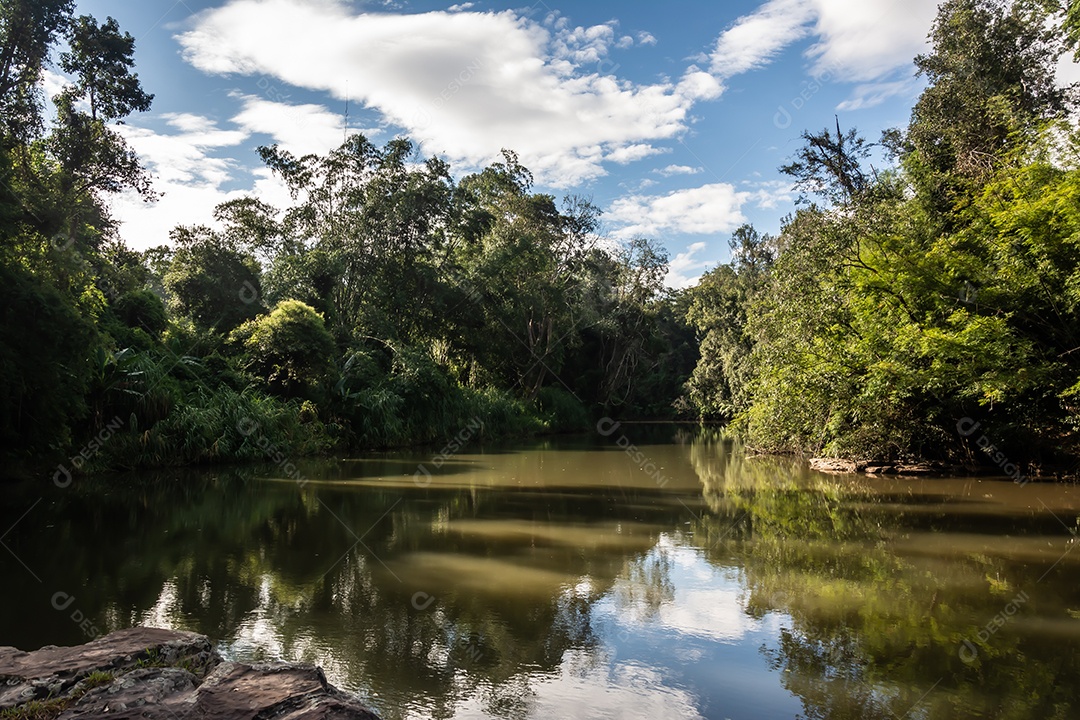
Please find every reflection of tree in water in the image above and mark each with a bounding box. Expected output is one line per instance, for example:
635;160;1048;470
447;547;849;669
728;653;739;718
687;431;1080;720
2;464;683;720
613;544;676;622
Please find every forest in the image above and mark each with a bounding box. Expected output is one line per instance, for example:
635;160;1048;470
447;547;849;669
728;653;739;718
2;0;1080;478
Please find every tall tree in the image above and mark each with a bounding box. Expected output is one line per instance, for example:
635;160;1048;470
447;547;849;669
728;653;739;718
0;0;72;140
907;0;1070;195
780;118;873;206
50;15;154;249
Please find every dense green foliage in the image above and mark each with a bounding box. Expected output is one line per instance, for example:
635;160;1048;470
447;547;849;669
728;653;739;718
5;0;1080;478
0;3;693;477
685;0;1080;471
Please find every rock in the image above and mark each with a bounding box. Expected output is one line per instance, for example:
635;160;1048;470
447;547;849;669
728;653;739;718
0;628;381;720
808;458;860;474
59;667;199;719
895;464;944;476
0;627;216;710
810;458;961;478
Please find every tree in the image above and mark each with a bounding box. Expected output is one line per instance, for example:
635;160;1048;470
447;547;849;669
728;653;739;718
59;15;152;123
780;118;873;205
685;225;775;419
258;135;454;343
232;300;336;401
0;261;98;464
0;0;72;140
163;226;264;332
906;0;1070;202
50;14;154;248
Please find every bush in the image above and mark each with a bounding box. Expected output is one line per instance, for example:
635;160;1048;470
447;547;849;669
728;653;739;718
535;386;589;433
233;300;337;402
113;289;167;337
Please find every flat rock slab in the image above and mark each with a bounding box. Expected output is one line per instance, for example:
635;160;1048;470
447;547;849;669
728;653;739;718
808;458;860;474
809;458;961;477
0;628;380;720
0;627;216;710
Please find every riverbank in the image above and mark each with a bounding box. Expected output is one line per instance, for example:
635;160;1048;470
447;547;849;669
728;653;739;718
808;457;1079;483
0;627;381;720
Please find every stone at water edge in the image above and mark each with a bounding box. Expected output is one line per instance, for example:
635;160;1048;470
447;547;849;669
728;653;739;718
808;458;860;474
0;627;382;719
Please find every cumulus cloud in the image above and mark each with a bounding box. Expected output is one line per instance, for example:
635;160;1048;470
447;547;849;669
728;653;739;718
835;77;921;111
119;113;247;187
177;0;712;186
665;241;717;289
111;114;251;248
654;164;702;177
709;0;815;79
230;93;381;157
41;68;71;102
607;182;748;240
744;179;795;209
806;0;939;82
707;0;939;91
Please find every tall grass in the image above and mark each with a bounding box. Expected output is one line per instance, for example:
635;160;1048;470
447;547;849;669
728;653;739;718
74;343;590;474
92;387;331;471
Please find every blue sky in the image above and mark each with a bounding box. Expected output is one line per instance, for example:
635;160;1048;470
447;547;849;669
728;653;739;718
62;0;992;285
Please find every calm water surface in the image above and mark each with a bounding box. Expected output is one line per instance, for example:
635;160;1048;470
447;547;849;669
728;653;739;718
3;426;1080;719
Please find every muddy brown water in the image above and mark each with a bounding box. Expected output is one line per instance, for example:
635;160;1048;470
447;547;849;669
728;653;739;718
2;426;1078;719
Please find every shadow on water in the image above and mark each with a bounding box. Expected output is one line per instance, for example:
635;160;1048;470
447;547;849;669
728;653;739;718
2;427;1080;719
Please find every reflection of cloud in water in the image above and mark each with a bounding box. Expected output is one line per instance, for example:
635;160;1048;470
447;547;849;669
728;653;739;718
659;586;756;642
450;650;704;720
615;539;763;642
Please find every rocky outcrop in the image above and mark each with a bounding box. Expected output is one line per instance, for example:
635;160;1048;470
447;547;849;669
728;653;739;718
809;458;960;476
808;458;860;474
0;627;381;720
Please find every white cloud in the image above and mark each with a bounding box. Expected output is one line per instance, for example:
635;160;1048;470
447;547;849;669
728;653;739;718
637;31;658;47
677;68;725;101
41;68;71;102
119;113;247;187
608;182;748;240
111;114;250;248
447;2;473;10
806;0;938;82
1056;53;1080;88
709;0;815;79
665;241;716;289
111;183;250;250
177;0;710;186
230;93;377;157
835;77;921;111
655;164;702;177
744;179;794;209
707;0;938;87
606;143;668;164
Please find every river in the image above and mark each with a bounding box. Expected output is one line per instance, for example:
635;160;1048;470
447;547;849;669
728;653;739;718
2;425;1079;719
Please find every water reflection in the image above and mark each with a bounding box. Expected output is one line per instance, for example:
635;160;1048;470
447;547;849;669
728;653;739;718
1;428;1079;719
